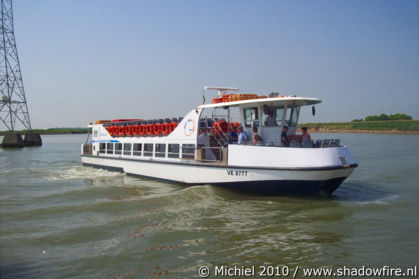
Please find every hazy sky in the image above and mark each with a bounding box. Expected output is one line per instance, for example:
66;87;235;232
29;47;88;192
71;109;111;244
7;0;419;129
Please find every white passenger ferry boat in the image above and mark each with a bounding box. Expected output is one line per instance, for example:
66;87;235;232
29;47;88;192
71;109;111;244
81;86;358;195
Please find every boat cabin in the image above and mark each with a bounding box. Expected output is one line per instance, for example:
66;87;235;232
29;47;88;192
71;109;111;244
82;87;344;167
197;90;321;148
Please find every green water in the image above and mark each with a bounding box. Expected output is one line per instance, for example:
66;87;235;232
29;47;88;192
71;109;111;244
1;134;418;278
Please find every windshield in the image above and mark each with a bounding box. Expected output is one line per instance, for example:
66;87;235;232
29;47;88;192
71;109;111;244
284;107;300;127
262;106;283;127
243;107;258;127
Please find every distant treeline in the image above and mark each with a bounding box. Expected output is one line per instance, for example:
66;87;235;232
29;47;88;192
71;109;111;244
299;120;419;132
0;128;89;135
352;113;412;122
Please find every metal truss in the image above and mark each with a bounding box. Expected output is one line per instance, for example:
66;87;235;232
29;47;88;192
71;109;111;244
0;0;31;132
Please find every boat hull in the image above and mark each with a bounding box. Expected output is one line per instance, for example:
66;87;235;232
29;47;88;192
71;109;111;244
211;177;347;195
81;155;356;195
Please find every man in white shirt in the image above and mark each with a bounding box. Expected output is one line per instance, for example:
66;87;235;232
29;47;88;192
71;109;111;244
238;126;248;144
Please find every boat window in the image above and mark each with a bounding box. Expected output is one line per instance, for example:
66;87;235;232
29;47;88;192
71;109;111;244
115;143;122;155
123;143;132;156
290;107;300;127
182;144;195;159
106;143;114;154
243;107;258;127
168;144;180;158
155;144;166;158
144;143;153;157
262;106;283;127
285;107;300;127
133;143;142;156
99;143;106;154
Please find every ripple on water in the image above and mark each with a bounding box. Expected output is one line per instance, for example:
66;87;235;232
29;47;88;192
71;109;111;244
2;133;419;278
333;181;399;205
46;166;123;181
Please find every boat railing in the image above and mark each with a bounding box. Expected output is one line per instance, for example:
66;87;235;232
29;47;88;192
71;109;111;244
236;138;341;148
315;139;341;148
286;139;342;148
213;122;230;146
199;116;230;146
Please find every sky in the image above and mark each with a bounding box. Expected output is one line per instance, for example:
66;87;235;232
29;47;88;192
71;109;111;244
5;0;419;129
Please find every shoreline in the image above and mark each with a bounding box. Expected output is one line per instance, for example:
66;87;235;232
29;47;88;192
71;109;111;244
1;130;418;136
306;128;419;134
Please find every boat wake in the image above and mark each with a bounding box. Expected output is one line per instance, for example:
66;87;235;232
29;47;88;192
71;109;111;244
333;181;398;205
47;165;123;181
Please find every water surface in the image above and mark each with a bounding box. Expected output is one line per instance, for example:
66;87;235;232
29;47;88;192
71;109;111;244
1;133;418;278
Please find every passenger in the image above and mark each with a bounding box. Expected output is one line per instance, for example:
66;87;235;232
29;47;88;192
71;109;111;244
230;125;238;144
281;126;289;146
252;126;262;145
301;127;311;142
238;126;248;144
264;110;276;126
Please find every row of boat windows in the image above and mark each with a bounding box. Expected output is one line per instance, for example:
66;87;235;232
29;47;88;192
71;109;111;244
98;143;195;159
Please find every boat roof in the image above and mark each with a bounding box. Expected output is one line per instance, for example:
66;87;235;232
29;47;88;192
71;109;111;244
197;96;321;109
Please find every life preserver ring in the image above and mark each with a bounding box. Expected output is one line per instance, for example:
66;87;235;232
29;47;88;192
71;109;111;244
184;119;195;136
222;94;231;102
161;123;169;135
211;97;222;104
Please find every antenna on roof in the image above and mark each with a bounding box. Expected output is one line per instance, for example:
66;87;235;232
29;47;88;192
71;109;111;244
204;86;239;96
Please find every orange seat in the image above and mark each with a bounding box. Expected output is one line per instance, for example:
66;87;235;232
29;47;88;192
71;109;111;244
169;122;178;133
126;125;133;136
154;123;162;136
161;123;169;135
146;124;154;136
139;124;146;136
132;125;140;136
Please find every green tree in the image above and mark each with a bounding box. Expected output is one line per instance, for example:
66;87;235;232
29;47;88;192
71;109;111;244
389;113;412;120
365;113;412;121
365;115;379;121
378;113;389;120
